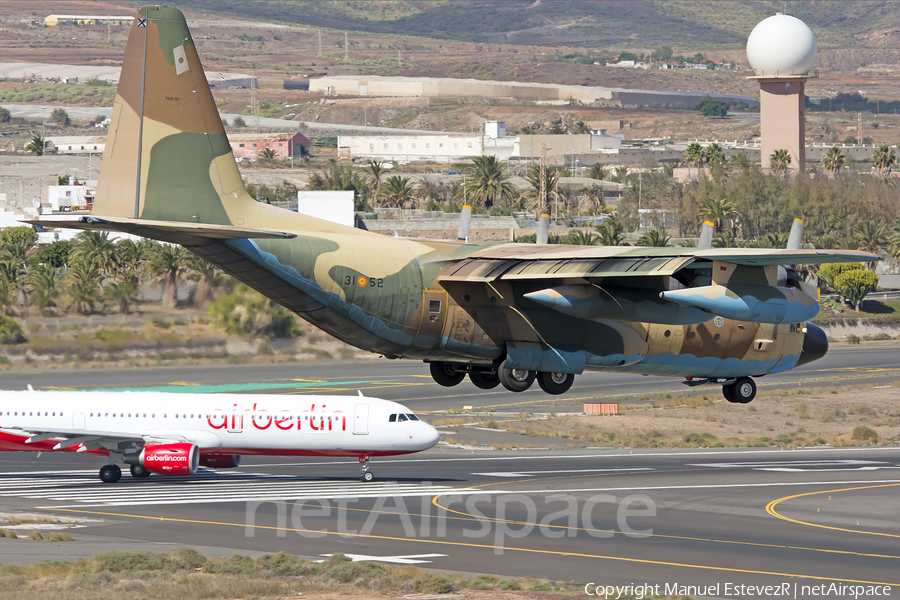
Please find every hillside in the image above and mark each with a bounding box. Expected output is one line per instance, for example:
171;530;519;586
187;0;900;49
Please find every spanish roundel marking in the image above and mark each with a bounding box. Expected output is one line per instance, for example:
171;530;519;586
356;275;368;287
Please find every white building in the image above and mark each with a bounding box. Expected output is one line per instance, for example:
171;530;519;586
46;136;105;155
48;183;94;212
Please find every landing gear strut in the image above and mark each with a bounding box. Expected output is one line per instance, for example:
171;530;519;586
683;376;758;404
99;464;122;484
359;455;374;483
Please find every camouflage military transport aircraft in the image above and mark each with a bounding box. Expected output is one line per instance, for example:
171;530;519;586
33;7;879;401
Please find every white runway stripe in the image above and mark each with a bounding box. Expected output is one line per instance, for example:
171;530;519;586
0;469;473;507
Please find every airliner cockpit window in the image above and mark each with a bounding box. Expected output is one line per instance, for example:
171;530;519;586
406;414;419;421
389;414;397;422
398;414;408;422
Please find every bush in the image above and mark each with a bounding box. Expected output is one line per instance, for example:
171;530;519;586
91;550;165;572
167;547;206;570
0;316;25;345
209;284;299;339
47;532;72;542
255;551;314;576
682;432;717;445
0;225;38;248
774;434;792;444
851;425;878;443
203;552;257;575
846;334;860;344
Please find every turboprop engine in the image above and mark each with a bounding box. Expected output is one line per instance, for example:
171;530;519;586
659;284;818;324
125;443;199;476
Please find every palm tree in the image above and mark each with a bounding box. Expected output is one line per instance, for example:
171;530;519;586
578;184;605;215
25;135;47;156
26;264;60;311
595;213;626;246
855;220;887;270
571;120;590;134
147;244;190;309
566;230;599;245
258;148;277;160
698;197;741;233
186;252;221;307
462;155;517;209
115;239;146;274
613;166;629;182
684;142;704;168
308;159;367;195
523;164;560;215
769;149;792;176
64;258;102;315
809;235;838;250
549;123;566;135
71;231;119;275
712;231;743;248
873;144;896;181
367;160;387;207
105;271;140;314
585;163;607;181
755;232;789;248
704;143;726;166
637;229;671;247
380;175;416;208
822;147;845;176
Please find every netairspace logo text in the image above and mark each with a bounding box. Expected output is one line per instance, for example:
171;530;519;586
583;582;892;599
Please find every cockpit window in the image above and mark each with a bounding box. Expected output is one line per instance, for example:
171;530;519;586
397;414;408;422
389;414;397;422
406;414;419;421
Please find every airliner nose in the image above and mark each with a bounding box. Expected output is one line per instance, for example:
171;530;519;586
421;422;440;449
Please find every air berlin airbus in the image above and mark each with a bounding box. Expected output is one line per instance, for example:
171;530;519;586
0;391;439;483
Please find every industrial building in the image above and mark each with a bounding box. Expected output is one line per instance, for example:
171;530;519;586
338;121;621;164
46;136;105;155
310;75;757;109
228;133;310;159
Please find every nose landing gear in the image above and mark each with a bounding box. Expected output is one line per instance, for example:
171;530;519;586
359;455;374;482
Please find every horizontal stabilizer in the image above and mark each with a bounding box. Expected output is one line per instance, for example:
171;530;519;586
660;284;818;324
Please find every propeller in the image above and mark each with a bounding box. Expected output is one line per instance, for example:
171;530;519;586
778;218;820;299
698;220;714;249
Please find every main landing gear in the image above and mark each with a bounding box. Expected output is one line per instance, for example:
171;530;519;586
359;455;374;483
130;463;151;478
682;376;758;404
428;361;575;395
99;464;122;483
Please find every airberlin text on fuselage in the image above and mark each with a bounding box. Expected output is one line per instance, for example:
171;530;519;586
206;403;347;432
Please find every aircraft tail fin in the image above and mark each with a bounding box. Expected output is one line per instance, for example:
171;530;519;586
92;6;258;229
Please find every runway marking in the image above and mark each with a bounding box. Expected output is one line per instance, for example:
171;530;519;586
472;468;654;477
44;506;900;587
322;553;447;565
766;483;900;538
689;460;891;469
0;470;476;507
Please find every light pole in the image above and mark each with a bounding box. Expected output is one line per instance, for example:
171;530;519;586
41;105;47;149
364;107;367;129
638;172;643;228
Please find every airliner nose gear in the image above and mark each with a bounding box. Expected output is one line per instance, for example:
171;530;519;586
359;454;374;482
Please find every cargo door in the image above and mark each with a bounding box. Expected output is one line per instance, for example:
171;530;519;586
413;290;448;347
72;405;86;430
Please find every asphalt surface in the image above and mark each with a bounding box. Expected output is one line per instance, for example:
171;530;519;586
2;343;899;413
0;346;898;594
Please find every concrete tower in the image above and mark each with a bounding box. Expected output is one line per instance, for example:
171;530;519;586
746;13;817;174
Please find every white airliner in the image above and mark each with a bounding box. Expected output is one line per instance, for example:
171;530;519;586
0;391;439;483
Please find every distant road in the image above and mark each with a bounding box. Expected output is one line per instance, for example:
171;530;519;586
2;104;444;135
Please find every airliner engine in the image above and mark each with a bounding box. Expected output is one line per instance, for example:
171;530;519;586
129;443;200;475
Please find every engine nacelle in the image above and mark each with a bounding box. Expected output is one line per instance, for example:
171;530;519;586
138;443;199;476
199;454;242;469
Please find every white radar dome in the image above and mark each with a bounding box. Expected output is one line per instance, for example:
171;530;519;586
746;13;817;76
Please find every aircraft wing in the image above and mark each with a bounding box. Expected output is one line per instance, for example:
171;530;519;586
25;215;296;247
438;245;878;283
5;426;186;453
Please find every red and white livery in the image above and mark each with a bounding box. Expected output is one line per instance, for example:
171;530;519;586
0;391;439;483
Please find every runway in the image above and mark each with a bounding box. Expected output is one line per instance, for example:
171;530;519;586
0;347;898;593
2;343;899;413
0;446;898;594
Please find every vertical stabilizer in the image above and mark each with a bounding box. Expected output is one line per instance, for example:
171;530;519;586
93;6;251;227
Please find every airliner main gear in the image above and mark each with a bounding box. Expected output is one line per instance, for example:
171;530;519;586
130;463;151;478
99;464;122;483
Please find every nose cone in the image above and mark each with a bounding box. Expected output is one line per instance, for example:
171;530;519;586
420;422;440;450
796;322;828;367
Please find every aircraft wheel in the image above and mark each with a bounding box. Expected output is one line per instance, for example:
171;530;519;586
497;359;535;393
429;362;466;387
361;471;374;483
722;384;739;403
469;371;500;390
537;372;575;395
130;463;151;478
732;377;757;404
99;464;122;484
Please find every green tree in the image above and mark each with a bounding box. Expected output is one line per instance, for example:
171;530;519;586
186;252;221;307
50;107;69;125
823;147;845;176
0;226;38;250
636;229;671;247
26;263;60;311
834;268;878;310
873;144;896;181
366;160;387;207
65;259;101;315
258;148;277;160
769;149;792;176
71;231;118;274
462;155;517;209
0;107;10;123
712;231;743;248
104;271;140;314
696;100;728;118
548;123;566;135
698;197;740;233
33;240;72;268
232;116;247;127
523;163;560;215
704;143;726;166
571;120;590;134
25;135;47;155
684;142;704;168
595;213;626;246
209;283;299;339
147;244;190;309
115;239;147;274
855;220;888;270
566;230;598;245
819;262;864;293
585;163;607;181
380;175;416;209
